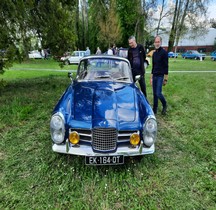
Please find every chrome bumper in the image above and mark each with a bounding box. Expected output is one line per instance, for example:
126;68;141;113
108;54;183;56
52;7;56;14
52;140;155;156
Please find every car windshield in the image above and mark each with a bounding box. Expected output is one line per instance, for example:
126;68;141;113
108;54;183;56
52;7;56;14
77;58;132;82
72;51;85;56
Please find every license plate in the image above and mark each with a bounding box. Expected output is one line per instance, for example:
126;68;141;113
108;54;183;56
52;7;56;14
85;155;124;165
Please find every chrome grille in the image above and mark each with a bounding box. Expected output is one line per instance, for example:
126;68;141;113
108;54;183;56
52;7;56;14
92;128;117;152
70;128;91;141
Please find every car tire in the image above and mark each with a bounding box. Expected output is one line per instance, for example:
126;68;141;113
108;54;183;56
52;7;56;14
65;60;70;65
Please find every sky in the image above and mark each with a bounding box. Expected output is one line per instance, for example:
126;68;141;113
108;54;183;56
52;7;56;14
208;1;216;20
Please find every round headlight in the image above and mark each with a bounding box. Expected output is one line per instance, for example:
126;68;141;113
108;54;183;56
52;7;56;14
50;115;64;130
130;133;140;146
143;118;157;147
145;118;157;132
50;113;65;144
69;131;80;144
51;130;65;144
144;136;154;147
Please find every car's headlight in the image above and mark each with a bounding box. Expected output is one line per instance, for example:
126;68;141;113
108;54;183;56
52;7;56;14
50;113;65;144
143;118;157;147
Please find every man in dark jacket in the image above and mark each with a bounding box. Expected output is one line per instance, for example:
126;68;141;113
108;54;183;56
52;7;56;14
128;36;147;97
150;36;168;115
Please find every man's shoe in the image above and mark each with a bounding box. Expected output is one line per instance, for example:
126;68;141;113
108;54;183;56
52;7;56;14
161;105;167;115
153;108;157;115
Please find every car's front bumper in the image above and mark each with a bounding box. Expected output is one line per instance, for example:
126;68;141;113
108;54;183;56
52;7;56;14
52;140;155;157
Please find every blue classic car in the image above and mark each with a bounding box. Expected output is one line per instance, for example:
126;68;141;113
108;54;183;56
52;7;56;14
182;50;206;60
50;56;157;165
210;50;216;61
168;52;178;58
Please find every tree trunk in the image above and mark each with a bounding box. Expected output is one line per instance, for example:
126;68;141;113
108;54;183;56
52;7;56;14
168;0;179;52
175;0;190;49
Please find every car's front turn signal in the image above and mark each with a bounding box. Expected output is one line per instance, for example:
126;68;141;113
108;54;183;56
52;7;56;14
130;133;140;146
69;131;80;144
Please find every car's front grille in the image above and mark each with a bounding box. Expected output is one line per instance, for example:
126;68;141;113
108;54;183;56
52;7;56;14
92;128;117;152
70;128;139;152
69;128;91;141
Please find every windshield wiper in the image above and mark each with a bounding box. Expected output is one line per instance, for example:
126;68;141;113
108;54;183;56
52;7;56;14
115;76;129;80
95;75;112;79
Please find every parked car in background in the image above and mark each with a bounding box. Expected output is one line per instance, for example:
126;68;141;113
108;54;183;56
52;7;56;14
28;50;44;59
168;52;178;58
62;51;86;65
118;47;150;68
60;51;72;62
210;50;216;61
181;50;206;60
50;55;157;165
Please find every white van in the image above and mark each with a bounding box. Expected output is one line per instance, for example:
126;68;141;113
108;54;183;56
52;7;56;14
64;51;86;65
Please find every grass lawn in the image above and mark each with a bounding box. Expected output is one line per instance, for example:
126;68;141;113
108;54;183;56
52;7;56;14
0;58;215;209
11;58;77;71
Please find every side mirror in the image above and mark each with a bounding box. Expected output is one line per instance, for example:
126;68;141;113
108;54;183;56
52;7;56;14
68;72;73;81
135;75;141;81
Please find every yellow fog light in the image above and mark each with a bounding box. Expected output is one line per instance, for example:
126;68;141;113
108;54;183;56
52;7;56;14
130;133;140;146
69;131;80;144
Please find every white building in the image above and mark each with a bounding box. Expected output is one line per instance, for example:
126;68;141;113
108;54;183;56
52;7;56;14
160;28;216;52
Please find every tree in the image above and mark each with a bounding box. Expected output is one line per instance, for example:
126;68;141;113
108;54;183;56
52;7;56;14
155;0;170;35
210;18;216;28
30;0;77;56
116;0;156;46
88;0;122;52
0;0;78;74
98;0;122;48
168;0;210;52
116;0;143;46
0;0;27;73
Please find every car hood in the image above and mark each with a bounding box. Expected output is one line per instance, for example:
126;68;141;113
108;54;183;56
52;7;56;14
71;82;139;128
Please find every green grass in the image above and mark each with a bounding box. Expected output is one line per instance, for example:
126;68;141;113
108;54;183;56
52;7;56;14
11;58;77;70
0;59;215;209
146;56;216;72
1;59;76;82
166;57;216;71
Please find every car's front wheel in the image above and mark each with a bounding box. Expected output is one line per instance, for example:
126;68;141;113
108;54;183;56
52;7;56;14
64;60;70;65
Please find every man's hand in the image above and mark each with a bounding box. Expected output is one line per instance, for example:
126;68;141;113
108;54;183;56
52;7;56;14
163;74;168;86
163;79;168;86
150;74;153;86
